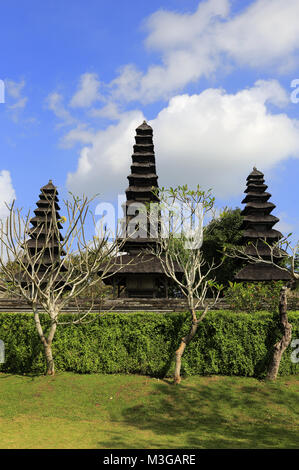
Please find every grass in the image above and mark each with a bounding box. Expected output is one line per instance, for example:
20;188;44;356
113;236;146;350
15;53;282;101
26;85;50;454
0;372;298;449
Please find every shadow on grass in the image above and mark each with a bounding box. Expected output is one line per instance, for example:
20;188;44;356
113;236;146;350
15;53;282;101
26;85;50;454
0;372;46;381
100;377;299;449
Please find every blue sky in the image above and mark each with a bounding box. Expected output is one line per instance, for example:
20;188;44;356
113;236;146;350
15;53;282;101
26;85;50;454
0;0;298;244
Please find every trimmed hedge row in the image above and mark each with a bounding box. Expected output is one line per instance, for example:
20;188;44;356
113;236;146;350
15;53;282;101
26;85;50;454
0;310;298;377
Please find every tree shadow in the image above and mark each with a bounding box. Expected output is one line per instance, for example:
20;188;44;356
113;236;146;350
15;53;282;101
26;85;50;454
100;377;299;449
0;371;47;380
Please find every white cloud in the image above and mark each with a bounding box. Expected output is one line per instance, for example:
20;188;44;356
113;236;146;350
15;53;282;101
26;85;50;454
0;170;16;219
89;102;122;120
61;125;95;148
247;79;289;108
66;80;299;200
70;73;102;108
9;97;28;110
107;0;299;104
275;212;294;235
5;79;28;120
46;92;76;126
5;79;26;100
220;0;299;69
152;81;299;197
145;0;229;51
66;110;145;198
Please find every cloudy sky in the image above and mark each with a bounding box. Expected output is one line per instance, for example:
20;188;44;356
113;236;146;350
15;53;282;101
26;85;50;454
0;0;298;241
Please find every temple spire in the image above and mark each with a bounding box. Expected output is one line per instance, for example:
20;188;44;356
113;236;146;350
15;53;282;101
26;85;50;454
100;122;179;298
235;168;291;281
20;180;66;286
122;120;159;254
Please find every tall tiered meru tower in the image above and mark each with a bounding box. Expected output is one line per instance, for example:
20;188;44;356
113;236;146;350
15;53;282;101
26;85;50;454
235;167;291;281
102;121;180;298
20;180;66;287
122;120;159;254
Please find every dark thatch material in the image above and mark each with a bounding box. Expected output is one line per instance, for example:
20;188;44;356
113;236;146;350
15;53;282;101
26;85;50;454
19;180;67;288
104;254;181;275
235;167;290;282
121;121;160;255
101;121;178;297
235;263;291;281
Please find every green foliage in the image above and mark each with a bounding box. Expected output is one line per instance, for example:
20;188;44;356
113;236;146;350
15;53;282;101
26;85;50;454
0;310;298;378
201;207;245;286
224;281;285;313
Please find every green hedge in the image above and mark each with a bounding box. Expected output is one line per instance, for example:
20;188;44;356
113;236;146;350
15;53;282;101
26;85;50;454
0;311;298;378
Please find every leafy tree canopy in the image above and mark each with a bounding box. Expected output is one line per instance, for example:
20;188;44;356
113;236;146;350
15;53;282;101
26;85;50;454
201;207;245;286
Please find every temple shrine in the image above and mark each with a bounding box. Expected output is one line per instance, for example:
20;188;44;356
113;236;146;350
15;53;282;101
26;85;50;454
235;167;291;281
102;121;181;298
20;180;66;287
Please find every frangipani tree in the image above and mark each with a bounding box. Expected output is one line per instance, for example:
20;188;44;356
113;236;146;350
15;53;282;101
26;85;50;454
225;236;298;380
0;193;130;375
148;185;223;384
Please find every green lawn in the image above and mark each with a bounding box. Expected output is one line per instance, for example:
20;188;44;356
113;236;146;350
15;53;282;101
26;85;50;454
0;372;298;449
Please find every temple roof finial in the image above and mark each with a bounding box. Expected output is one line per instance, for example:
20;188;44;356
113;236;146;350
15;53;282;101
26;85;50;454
136;120;152;131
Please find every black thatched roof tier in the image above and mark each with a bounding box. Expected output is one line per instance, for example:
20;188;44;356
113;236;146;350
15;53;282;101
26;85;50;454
118;238;158;254
33;207;62;216
133;144;154;153
235;262;292;281
241;192;271;203
26;233;64;244
136;121;153;132
242;214;279;224
126;185;158;193
30;216;63;229
103;254;183;277
35;199;60;210
241;202;276;214
28;224;63;235
40;180;57;191
235;167;287;282
38;193;59;202
132;154;155;163
242;228;282;239
131;159;155;164
243;243;285;258
15;267;68;285
246;168;264;179
128;173;158;179
131;152;155;157
244;183;268;193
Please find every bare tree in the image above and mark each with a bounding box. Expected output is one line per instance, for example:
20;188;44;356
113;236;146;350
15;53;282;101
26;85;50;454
225;237;298;380
148;185;223;384
0;194;131;375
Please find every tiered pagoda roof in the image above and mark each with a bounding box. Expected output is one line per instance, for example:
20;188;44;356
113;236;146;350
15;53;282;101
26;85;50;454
235;168;291;281
102;121;181;298
20;180;66;286
122;120;159;254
